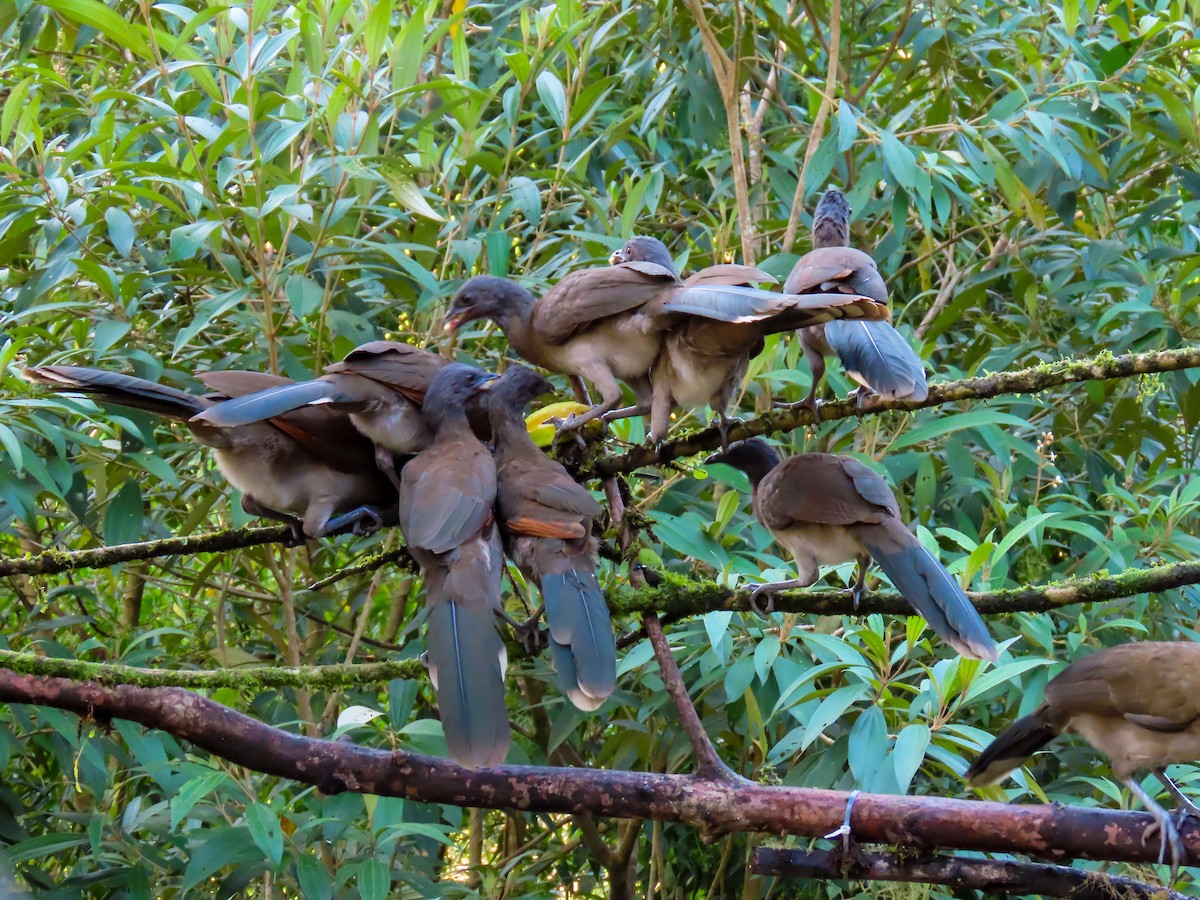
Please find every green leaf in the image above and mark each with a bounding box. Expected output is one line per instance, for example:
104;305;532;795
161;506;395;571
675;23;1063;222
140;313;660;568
286;274;325;319
892;724;931;793
296;854;333;900
357;859;391;900
536;70;568;130
41;0;152;59
103;480;143;546
245;802;284;868
880;131;917;190
104;207;135;257
170;771;228;829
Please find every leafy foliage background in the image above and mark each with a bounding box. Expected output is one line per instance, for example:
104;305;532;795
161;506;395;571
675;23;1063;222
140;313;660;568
1;0;1199;895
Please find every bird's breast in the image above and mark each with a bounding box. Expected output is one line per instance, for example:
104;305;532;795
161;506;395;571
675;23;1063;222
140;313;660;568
1067;712;1200;779
549;319;662;380
350;401;431;454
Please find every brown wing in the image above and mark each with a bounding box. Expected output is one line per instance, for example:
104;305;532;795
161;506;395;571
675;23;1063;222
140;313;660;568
683;264;777;287
496;452;599;533
325;341;448;403
784;247;889;305
197;371;379;473
757;453;899;531
531;263;678;345
1045;642;1200;728
399;436;496;553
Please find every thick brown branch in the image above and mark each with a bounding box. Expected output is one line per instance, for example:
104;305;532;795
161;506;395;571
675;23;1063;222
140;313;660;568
752;848;1187;899
0;670;1197;868
589;346;1200;477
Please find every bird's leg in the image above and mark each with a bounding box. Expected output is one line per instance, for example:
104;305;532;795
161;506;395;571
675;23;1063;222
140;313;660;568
569;376;592;406
1156;768;1200;820
793;339;828;419
603;402;651;424
321;505;385;537
1127;777;1186;882
823;789;861;859
748;578;814;617
242;495;307;545
498;607;546;654
712;410;743;452
375;445;403;493
848;556;870;610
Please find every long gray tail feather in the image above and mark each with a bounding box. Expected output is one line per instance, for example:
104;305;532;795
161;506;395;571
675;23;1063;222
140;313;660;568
24;366;204;419
965;706;1056;785
191;381;337;426
824;320;929;400
542;571;616;706
861;525;998;661
548;639;607;711
426;598;510;768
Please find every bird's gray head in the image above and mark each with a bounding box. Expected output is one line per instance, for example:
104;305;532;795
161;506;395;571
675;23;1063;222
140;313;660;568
422;363;498;425
705;438;782;486
487;364;554;416
444;276;535;334
812;189;851;249
609;236;678;275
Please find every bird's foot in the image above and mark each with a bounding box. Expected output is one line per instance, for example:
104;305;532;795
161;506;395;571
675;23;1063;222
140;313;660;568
748;584;777;618
850;389;881;414
1142;815;1185;882
549;415;589;450
324;505;385;537
286;520;307;547
845;583;866;612
712;414;742;451
823;790;861;862
504;610;547;654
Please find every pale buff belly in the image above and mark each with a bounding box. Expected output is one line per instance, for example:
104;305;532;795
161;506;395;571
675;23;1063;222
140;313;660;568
1069;713;1200;779
662;340;738;408
351;402;431;454
542;317;662;381
772;525;866;583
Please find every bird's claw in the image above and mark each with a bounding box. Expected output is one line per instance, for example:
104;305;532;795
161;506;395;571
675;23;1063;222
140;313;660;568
286;521;307;547
748;585;776;618
351;508;384;536
1142;812;1185;881
549;415;588;450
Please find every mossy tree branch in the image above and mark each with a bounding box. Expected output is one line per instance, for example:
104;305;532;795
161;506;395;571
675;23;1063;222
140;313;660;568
588;346;1200;477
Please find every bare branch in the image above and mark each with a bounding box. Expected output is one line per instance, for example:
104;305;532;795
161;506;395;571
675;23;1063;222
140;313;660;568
752;848;1188;899
0;669;1196;869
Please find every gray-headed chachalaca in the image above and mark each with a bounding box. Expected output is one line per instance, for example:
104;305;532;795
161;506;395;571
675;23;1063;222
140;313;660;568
706;439;997;661
23;365;393;540
192;341;448;489
787;189;929;414
486;364;616;710
604;236;779;448
967;641;1200;876
399;363;509;768
443;257;882;436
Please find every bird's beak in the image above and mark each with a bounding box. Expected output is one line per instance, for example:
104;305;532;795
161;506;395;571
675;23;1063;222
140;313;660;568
704;450;726;465
476;373;500;392
609;249;627;265
442;311;465;334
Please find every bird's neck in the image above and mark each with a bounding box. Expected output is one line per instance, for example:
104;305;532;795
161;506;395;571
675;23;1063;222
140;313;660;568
490;410;539;455
427;409;474;440
738;455;781;489
812;215;850;249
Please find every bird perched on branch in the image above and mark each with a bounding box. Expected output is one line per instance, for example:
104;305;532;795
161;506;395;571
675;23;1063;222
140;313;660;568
966;641;1200;879
398;363;509;768
705;439;997;661
191;341;448;490
486;365;616;710
443;257;880;438
23;364;394;541
604;237;885;448
787;189;929;415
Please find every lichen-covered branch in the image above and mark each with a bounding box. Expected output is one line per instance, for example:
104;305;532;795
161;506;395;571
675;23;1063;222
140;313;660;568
0;649;424;690
0;669;1196;871
752;848;1189;900
611;560;1200;646
589;346;1200;477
